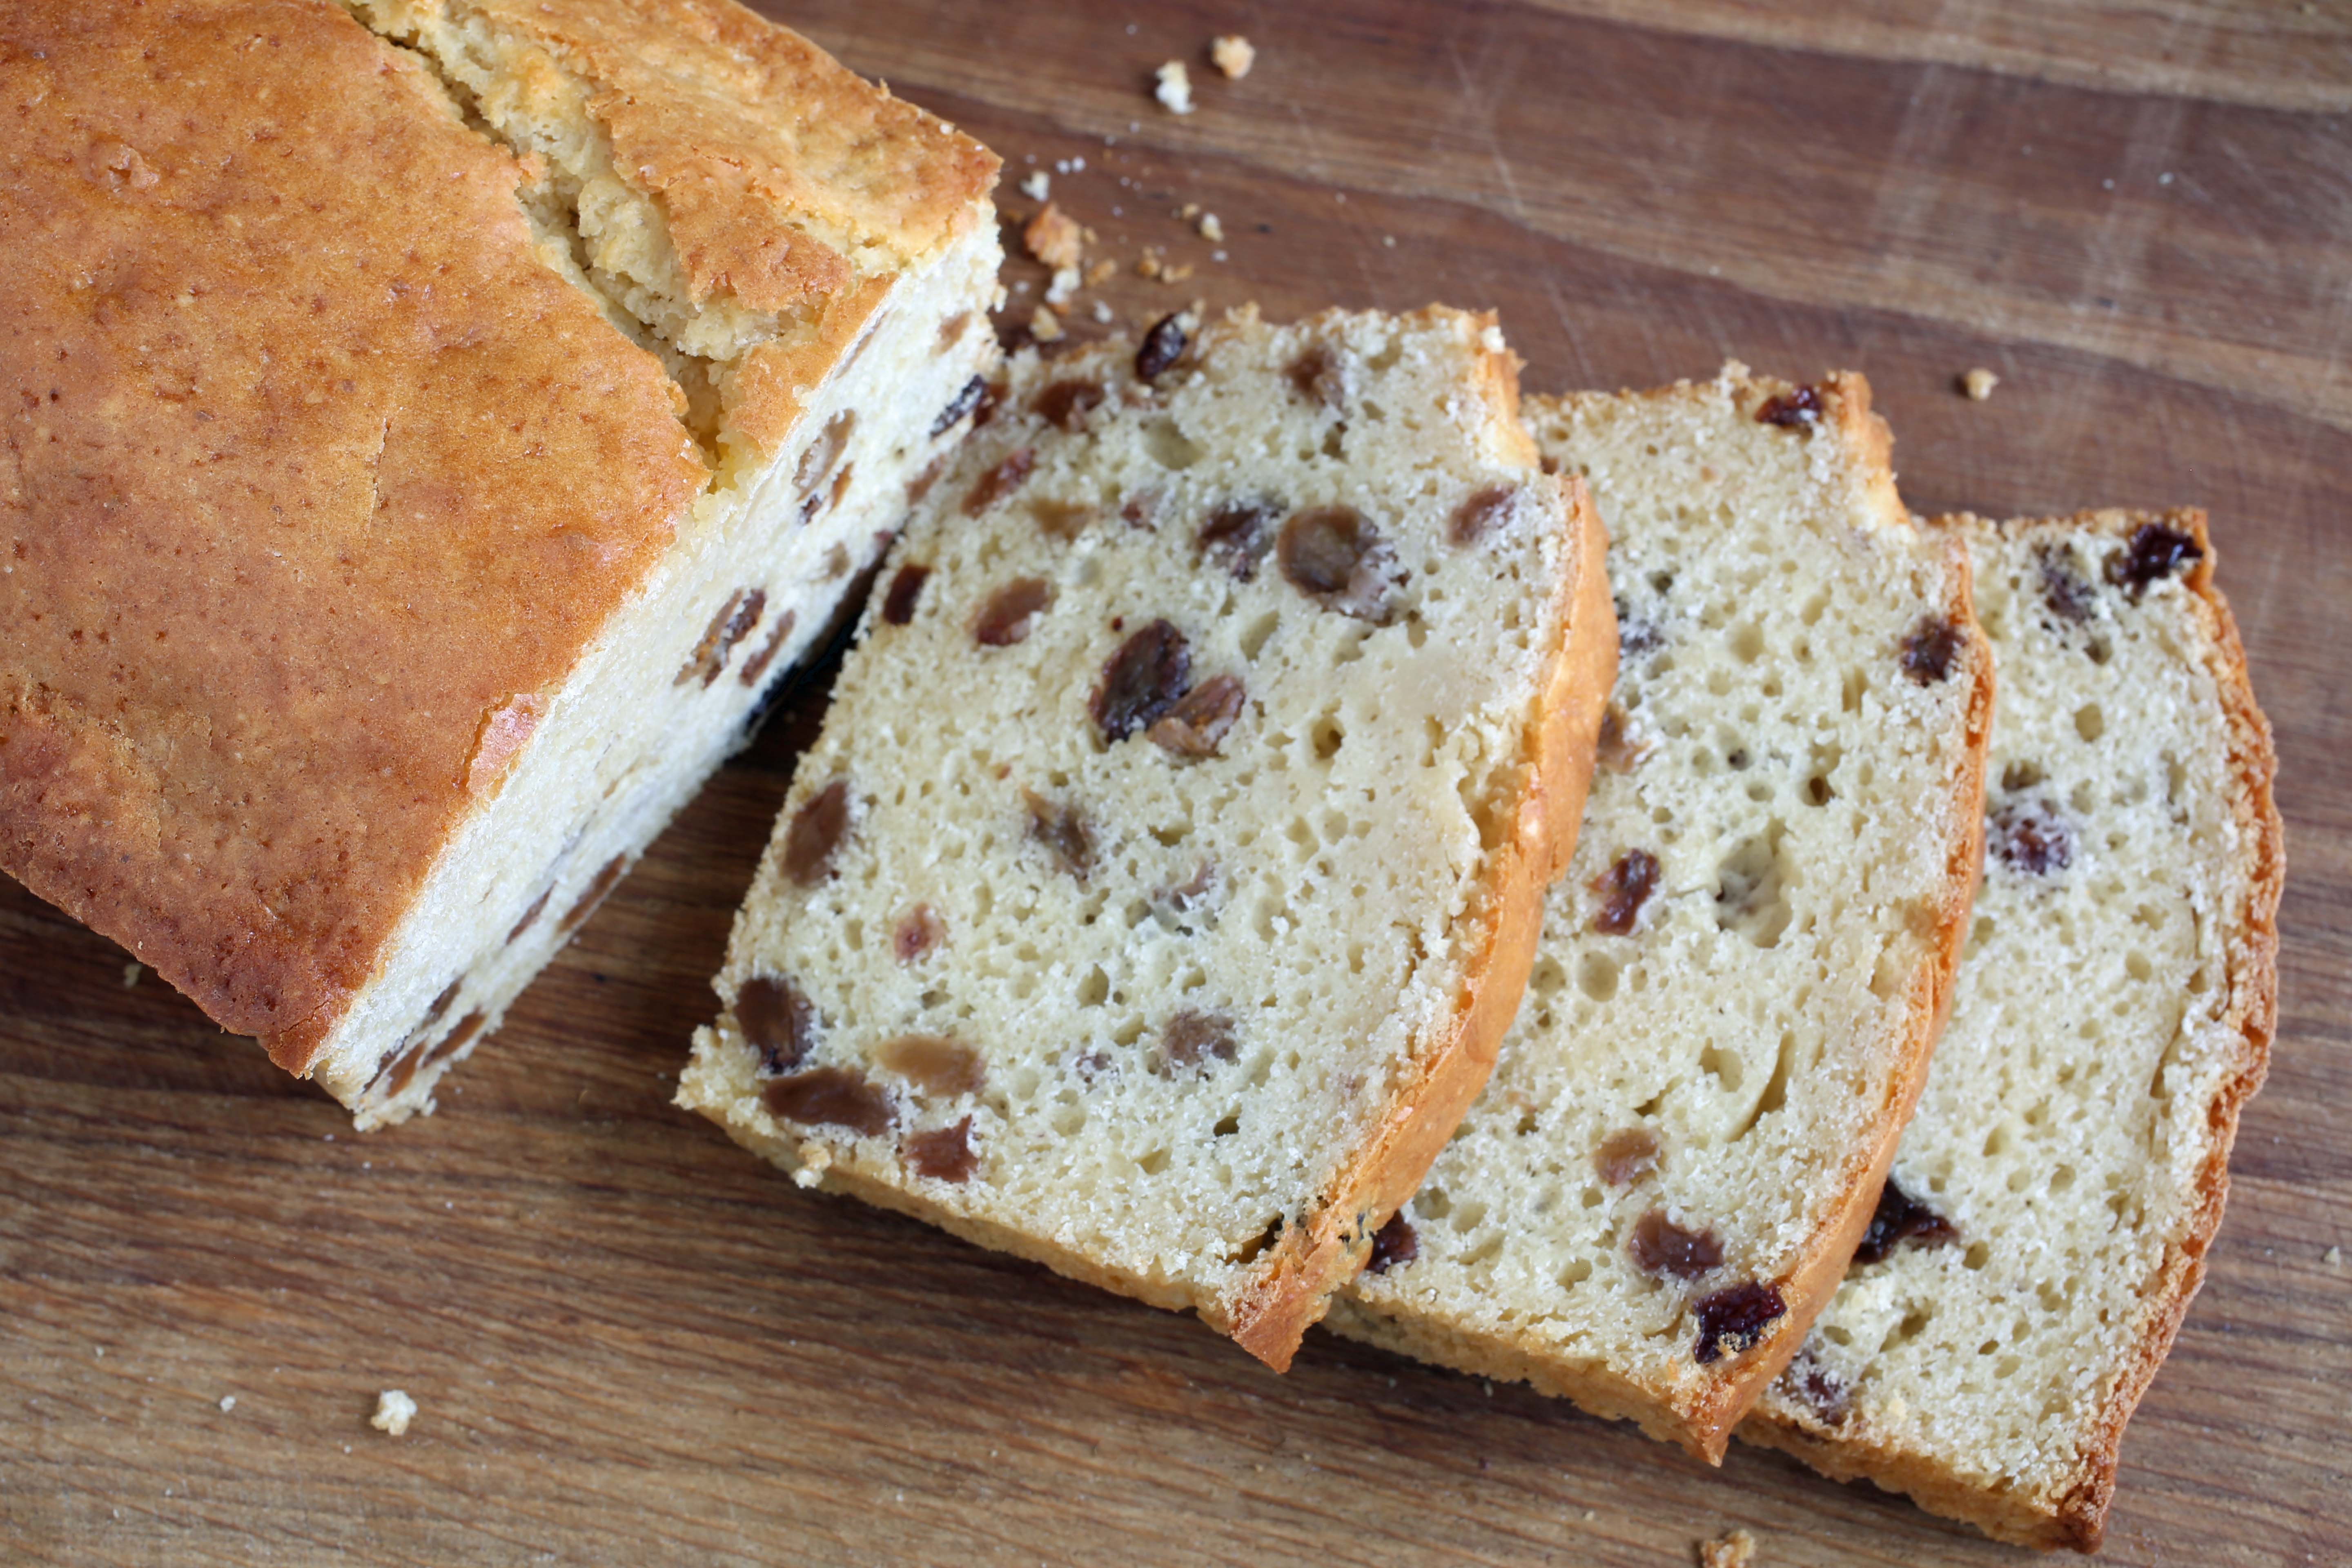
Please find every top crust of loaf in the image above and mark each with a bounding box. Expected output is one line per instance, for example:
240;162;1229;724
342;0;998;466
1741;509;2283;1551
682;306;1615;1370
0;0;991;1071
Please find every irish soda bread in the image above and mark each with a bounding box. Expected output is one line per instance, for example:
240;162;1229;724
678;307;1615;1369
0;0;999;1126
1332;367;1992;1457
1744;510;2282;1550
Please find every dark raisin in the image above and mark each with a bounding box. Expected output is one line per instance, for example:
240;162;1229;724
973;577;1054;646
1447;485;1515;548
424;1010;488;1069
1900;615;1963;684
678;588;766;686
1031;499;1097;540
783;780;851;886
1595;705;1653;775
893;905;944;963
907;454;949;503
1853;1176;1958;1265
738;608;797;687
1788;1351;1850;1426
1366;1212;1419;1274
505;888;551;944
1756;386;1823;428
559;855;626;933
1196;499;1281;580
904;1116;978;1183
1032;378;1107;431
1120;492;1160;530
421;977;462;1029
1628;1209;1723;1280
1022;789;1094;878
1136;311;1189;381
2038;546;2096;624
1615;595;1665;657
382;1038;431;1097
1147;673;1245;758
2105;521;2203;598
1162;1010;1238;1070
1595;1127;1660;1185
1276;506;1395;620
795;411;855;494
1693;1280;1786;1365
1590;849;1660;936
762;1066;893;1136
1091;619;1192;742
931;375;987;437
875;1034;984;1096
970;379;1004;428
1285;344;1347;409
964;446;1036;515
881;564;930;626
736;974;816;1075
1990;795;2072;876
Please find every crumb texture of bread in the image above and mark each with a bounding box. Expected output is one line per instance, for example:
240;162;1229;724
1742;509;2283;1552
1334;366;1991;1459
0;0;1000;1123
680;307;1613;1369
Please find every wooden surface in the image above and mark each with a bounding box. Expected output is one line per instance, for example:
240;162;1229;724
5;2;2349;1562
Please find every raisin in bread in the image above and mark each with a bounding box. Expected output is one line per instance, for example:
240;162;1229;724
677;306;1616;1370
1742;510;2282;1551
1;0;999;1128
1331;366;1993;1458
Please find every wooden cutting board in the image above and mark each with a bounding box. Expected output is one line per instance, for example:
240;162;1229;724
5;2;2347;1562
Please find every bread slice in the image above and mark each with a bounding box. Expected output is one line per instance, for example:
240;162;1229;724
1741;509;2283;1550
677;306;1616;1370
0;0;999;1127
1330;366;1993;1458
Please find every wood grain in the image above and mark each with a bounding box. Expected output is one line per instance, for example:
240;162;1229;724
4;2;2348;1563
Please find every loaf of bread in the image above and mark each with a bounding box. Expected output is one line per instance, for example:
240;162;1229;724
0;0;999;1126
1742;509;2283;1550
1331;366;1992;1458
677;306;1616;1370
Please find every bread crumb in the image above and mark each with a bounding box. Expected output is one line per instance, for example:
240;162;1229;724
1154;60;1195;115
122;961;142;987
1091;301;1114;324
1045;266;1081;307
1160;262;1194;283
1023;203;1084;271
371;1389;416;1437
2326;1245;2343;1267
1136;248;1164;280
1962;367;1999;401
1198;213;1224;243
218;1395;236;1413
1084;259;1118;287
1179;202;1200;221
1698;1528;1757;1568
1211;34;1255;79
1029;305;1064;342
1018;171;1050;202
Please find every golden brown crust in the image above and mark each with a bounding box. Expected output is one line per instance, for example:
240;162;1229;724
376;0;997;309
1228;473;1615;1370
0;0;703;1067
1742;508;2283;1552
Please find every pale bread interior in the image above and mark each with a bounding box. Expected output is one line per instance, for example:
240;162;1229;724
1334;368;1984;1452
